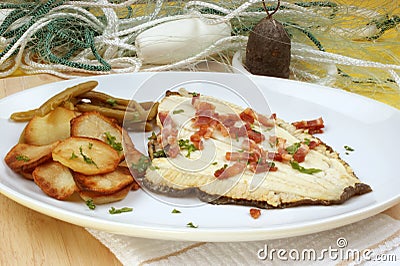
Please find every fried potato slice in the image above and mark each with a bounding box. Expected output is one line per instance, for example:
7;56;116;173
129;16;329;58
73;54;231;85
70;111;124;160
23;107;78;145
4;142;59;174
74;166;134;204
78;185;132;204
33;161;77;200
20;171;34;180
52;137;119;175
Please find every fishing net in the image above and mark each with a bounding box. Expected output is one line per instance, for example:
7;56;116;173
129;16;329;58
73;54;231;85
0;0;399;107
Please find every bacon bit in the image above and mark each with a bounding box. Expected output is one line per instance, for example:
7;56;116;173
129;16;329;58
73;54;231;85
249;162;278;173
240;108;256;124
241;139;259;152
161;121;177;147
240;112;254;124
268;150;291;162
192;116;212;127
159;113;180;158
275;137;287;149
203;127;213;139
219;114;240;127
167;144;180;158
250;208;261;219
228;125;247;138
279;149;292;161
196;101;216;112
225;151;251;162
214;164;227;178
308;128;324;135
268;152;283;162
258;113;275;128
292;144;310;163
190;133;201;143
292;117;324;134
195;109;215;118
247;129;265;144
216;123;229;137
190;133;203;150
214;162;246;179
308;140;320;149
158;111;168;126
191;93;200;106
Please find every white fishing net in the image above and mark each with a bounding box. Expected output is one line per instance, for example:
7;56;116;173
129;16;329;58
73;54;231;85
0;1;399;106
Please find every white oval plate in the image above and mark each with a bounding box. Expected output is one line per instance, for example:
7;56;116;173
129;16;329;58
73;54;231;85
1;72;399;242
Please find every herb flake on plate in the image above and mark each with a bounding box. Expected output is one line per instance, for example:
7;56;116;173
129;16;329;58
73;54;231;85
187;222;198;228
109;207;133;214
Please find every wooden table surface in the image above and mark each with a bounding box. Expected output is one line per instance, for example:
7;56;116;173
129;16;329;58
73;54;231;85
1;74;399;265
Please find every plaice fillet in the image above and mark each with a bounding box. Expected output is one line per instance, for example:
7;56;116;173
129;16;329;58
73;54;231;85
140;91;371;208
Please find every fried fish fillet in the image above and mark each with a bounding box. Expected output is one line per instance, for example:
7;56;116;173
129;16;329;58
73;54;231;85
141;91;371;208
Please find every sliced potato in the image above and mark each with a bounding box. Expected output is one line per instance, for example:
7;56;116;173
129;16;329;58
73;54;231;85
24;107;78;145
77;185;132;204
74;166;134;204
52;137;119;175
4;142;59;174
20;171;34;180
70;111;124;160
33;161;77;200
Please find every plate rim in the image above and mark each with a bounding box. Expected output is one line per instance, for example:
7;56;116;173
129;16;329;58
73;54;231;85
1;71;399;242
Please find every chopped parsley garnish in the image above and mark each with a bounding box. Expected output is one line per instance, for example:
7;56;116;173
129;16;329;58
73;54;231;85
187;222;198;228
173;109;184;115
290;161;322;175
106;98;117;106
104;132;123;152
303;138;311;145
153;149;166;158
344;145;354;152
172;209;181;214
131;155;151;173
211;162;218;165
109;207;133;214
88;142;93;149
286;142;301;155
16;155;30;162
79;146;98;167
85;199;96;210
178;139;197;158
189;92;199;97
70;152;78;159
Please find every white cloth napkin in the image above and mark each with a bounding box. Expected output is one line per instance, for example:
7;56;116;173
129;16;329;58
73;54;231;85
87;213;400;265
